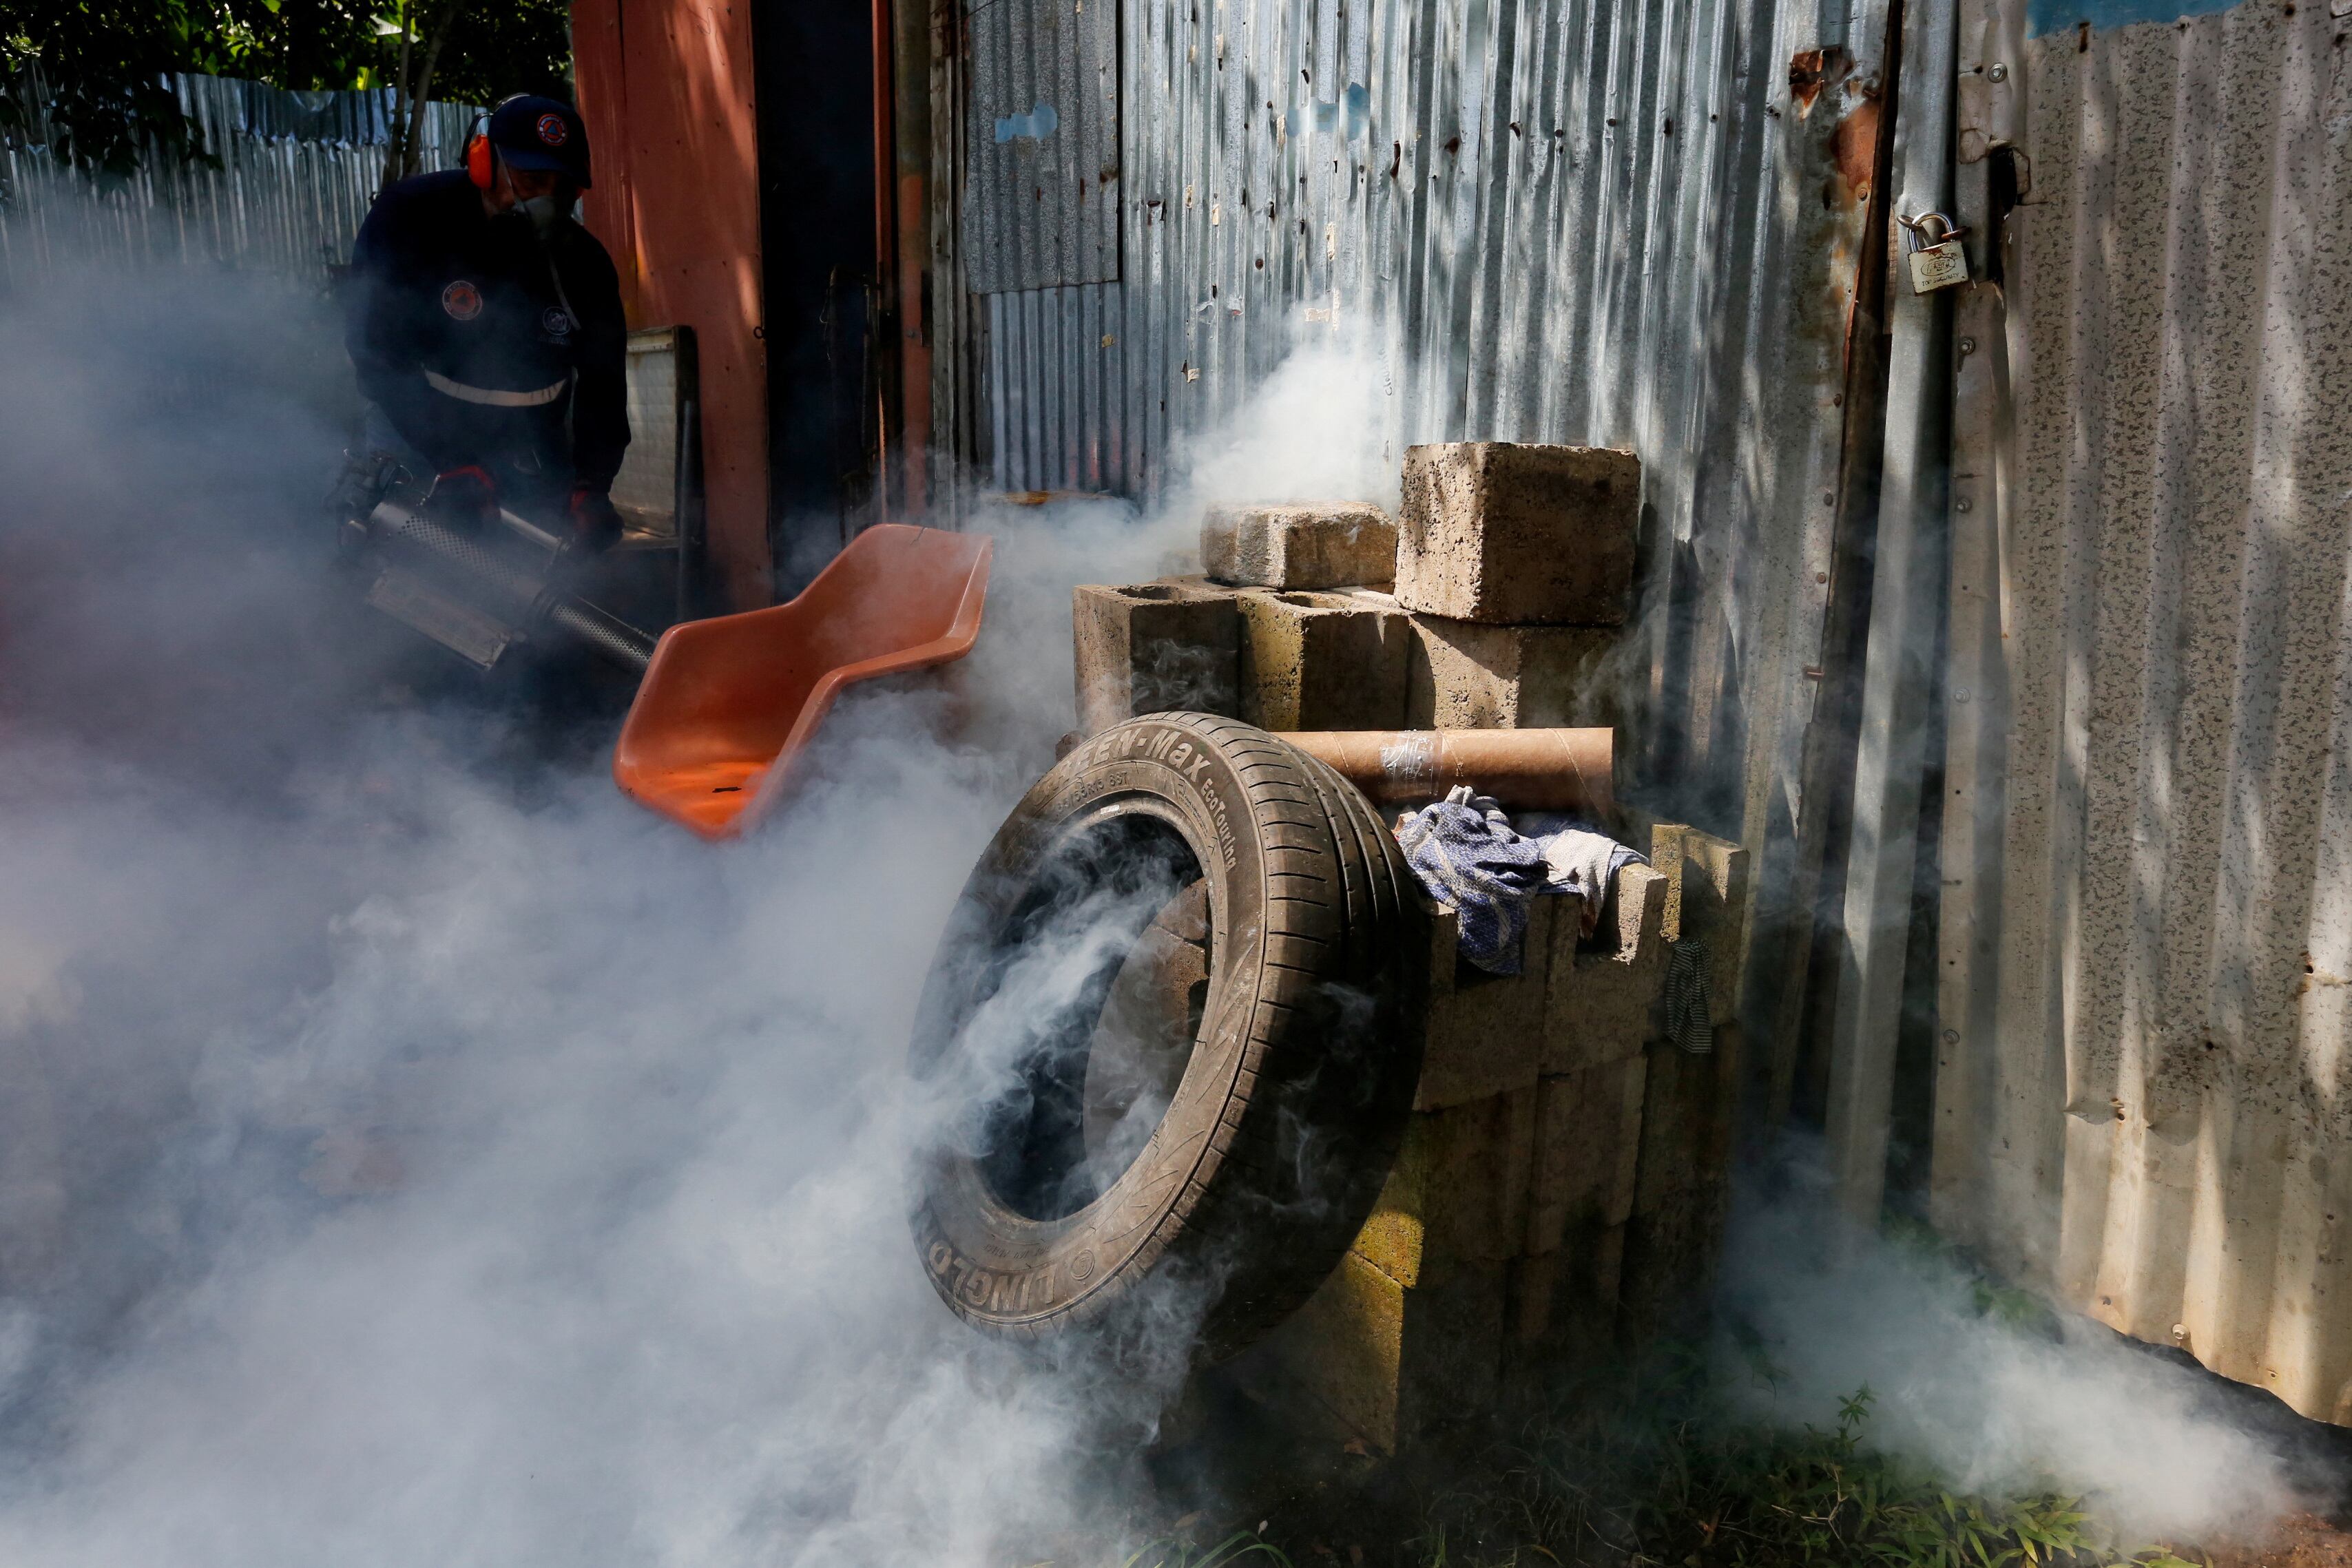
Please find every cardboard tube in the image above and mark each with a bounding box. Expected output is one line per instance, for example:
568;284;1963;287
1282;728;1615;815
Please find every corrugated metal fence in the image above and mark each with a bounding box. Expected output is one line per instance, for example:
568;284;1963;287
942;0;2352;1428
1935;0;2352;1426
0;73;477;282
942;0;1908;868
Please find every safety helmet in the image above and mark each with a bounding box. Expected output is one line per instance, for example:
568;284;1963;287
466;94;592;191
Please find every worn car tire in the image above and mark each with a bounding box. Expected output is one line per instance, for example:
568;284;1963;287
908;711;1426;1359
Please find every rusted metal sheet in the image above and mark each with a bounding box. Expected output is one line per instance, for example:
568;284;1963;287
1822;0;1958;1228
942;0;1904;923
961;0;1121;292
0;73;474;282
575;0;772;609
1935;0;2352;1424
888;0;936;515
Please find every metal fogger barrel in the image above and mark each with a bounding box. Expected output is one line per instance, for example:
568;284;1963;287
355;500;654;673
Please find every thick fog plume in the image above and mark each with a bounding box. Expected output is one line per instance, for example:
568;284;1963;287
0;258;2313;1566
0;267;1408;1566
1719;1170;2302;1545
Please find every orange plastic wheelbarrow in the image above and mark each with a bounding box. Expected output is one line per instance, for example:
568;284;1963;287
613;523;995;839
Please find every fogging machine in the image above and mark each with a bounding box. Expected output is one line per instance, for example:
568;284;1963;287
340;496;656;674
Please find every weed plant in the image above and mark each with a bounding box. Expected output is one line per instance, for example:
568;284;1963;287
1422;1361;2197;1568
1123;1531;1299;1568
1150;1346;2204;1568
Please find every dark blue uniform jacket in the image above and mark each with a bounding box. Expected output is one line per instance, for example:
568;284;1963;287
345;169;629;495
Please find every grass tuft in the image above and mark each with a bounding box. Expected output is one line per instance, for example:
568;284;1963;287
1156;1344;2209;1568
1123;1528;1296;1568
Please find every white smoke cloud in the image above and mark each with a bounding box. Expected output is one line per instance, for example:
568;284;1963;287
1172;330;1400;515
1718;1167;2302;1547
0;262;1256;1567
0;262;2312;1568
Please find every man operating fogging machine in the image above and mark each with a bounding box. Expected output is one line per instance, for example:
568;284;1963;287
341;94;629;554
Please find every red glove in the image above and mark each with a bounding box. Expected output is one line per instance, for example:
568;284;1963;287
428;464;499;530
565;485;623;555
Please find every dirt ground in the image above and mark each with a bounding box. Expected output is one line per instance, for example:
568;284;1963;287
2201;1516;2352;1568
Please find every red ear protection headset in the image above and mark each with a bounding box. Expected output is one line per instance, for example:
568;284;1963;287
464;96;530;190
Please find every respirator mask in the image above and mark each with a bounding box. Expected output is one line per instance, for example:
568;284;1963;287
512;190;572;237
491;155;574;238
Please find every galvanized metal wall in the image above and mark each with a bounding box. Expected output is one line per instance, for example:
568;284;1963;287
964;0;1122;292
1935;0;2352;1423
0;74;476;283
950;0;1908;877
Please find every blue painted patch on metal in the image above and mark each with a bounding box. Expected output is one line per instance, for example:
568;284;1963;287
2026;0;2243;37
993;101;1059;143
1287;83;1372;143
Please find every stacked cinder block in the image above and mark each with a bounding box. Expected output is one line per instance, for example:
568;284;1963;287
1265;824;1749;1453
1276;897;1557;1447
1071;578;1242;735
1072;452;1748;1455
1072;446;1638;738
1202;501;1396;592
1517;861;1670;1363
1615;826;1751;1333
1397;443;1639;731
1073;501;1412;733
1234;589;1414;731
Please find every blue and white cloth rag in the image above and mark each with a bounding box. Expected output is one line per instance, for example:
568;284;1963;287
1396;787;1646;974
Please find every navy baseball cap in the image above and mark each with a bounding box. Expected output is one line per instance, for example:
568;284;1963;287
486;95;592;188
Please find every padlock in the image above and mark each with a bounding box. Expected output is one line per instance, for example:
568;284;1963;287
1901;210;1970;294
1908;239;1969;293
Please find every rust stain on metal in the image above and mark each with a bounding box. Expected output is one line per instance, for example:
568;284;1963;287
1829;96;1882;205
1787;45;1852;118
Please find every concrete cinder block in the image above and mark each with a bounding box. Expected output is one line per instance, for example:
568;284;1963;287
1353;1084;1539;1284
1618;1182;1726;1340
1541;862;1669;1076
1649;824;1751;1025
1415;895;1557;1109
1072;580;1241;733
1509;1223;1626;1359
1258;899;1554;1454
1203;501;1398;589
1631;1024;1745;1217
1236;589;1412;731
1395;443;1640;625
1525;1055;1649;1257
1269;1248;1509;1454
1407;615;1621;731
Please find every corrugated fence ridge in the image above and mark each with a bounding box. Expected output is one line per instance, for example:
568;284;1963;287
1939;0;2352;1423
0;73;477;283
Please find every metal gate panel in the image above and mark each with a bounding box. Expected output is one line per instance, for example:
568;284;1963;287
1937;0;2352;1424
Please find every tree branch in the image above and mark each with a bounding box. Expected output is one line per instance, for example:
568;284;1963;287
400;0;468;180
379;0;413;189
